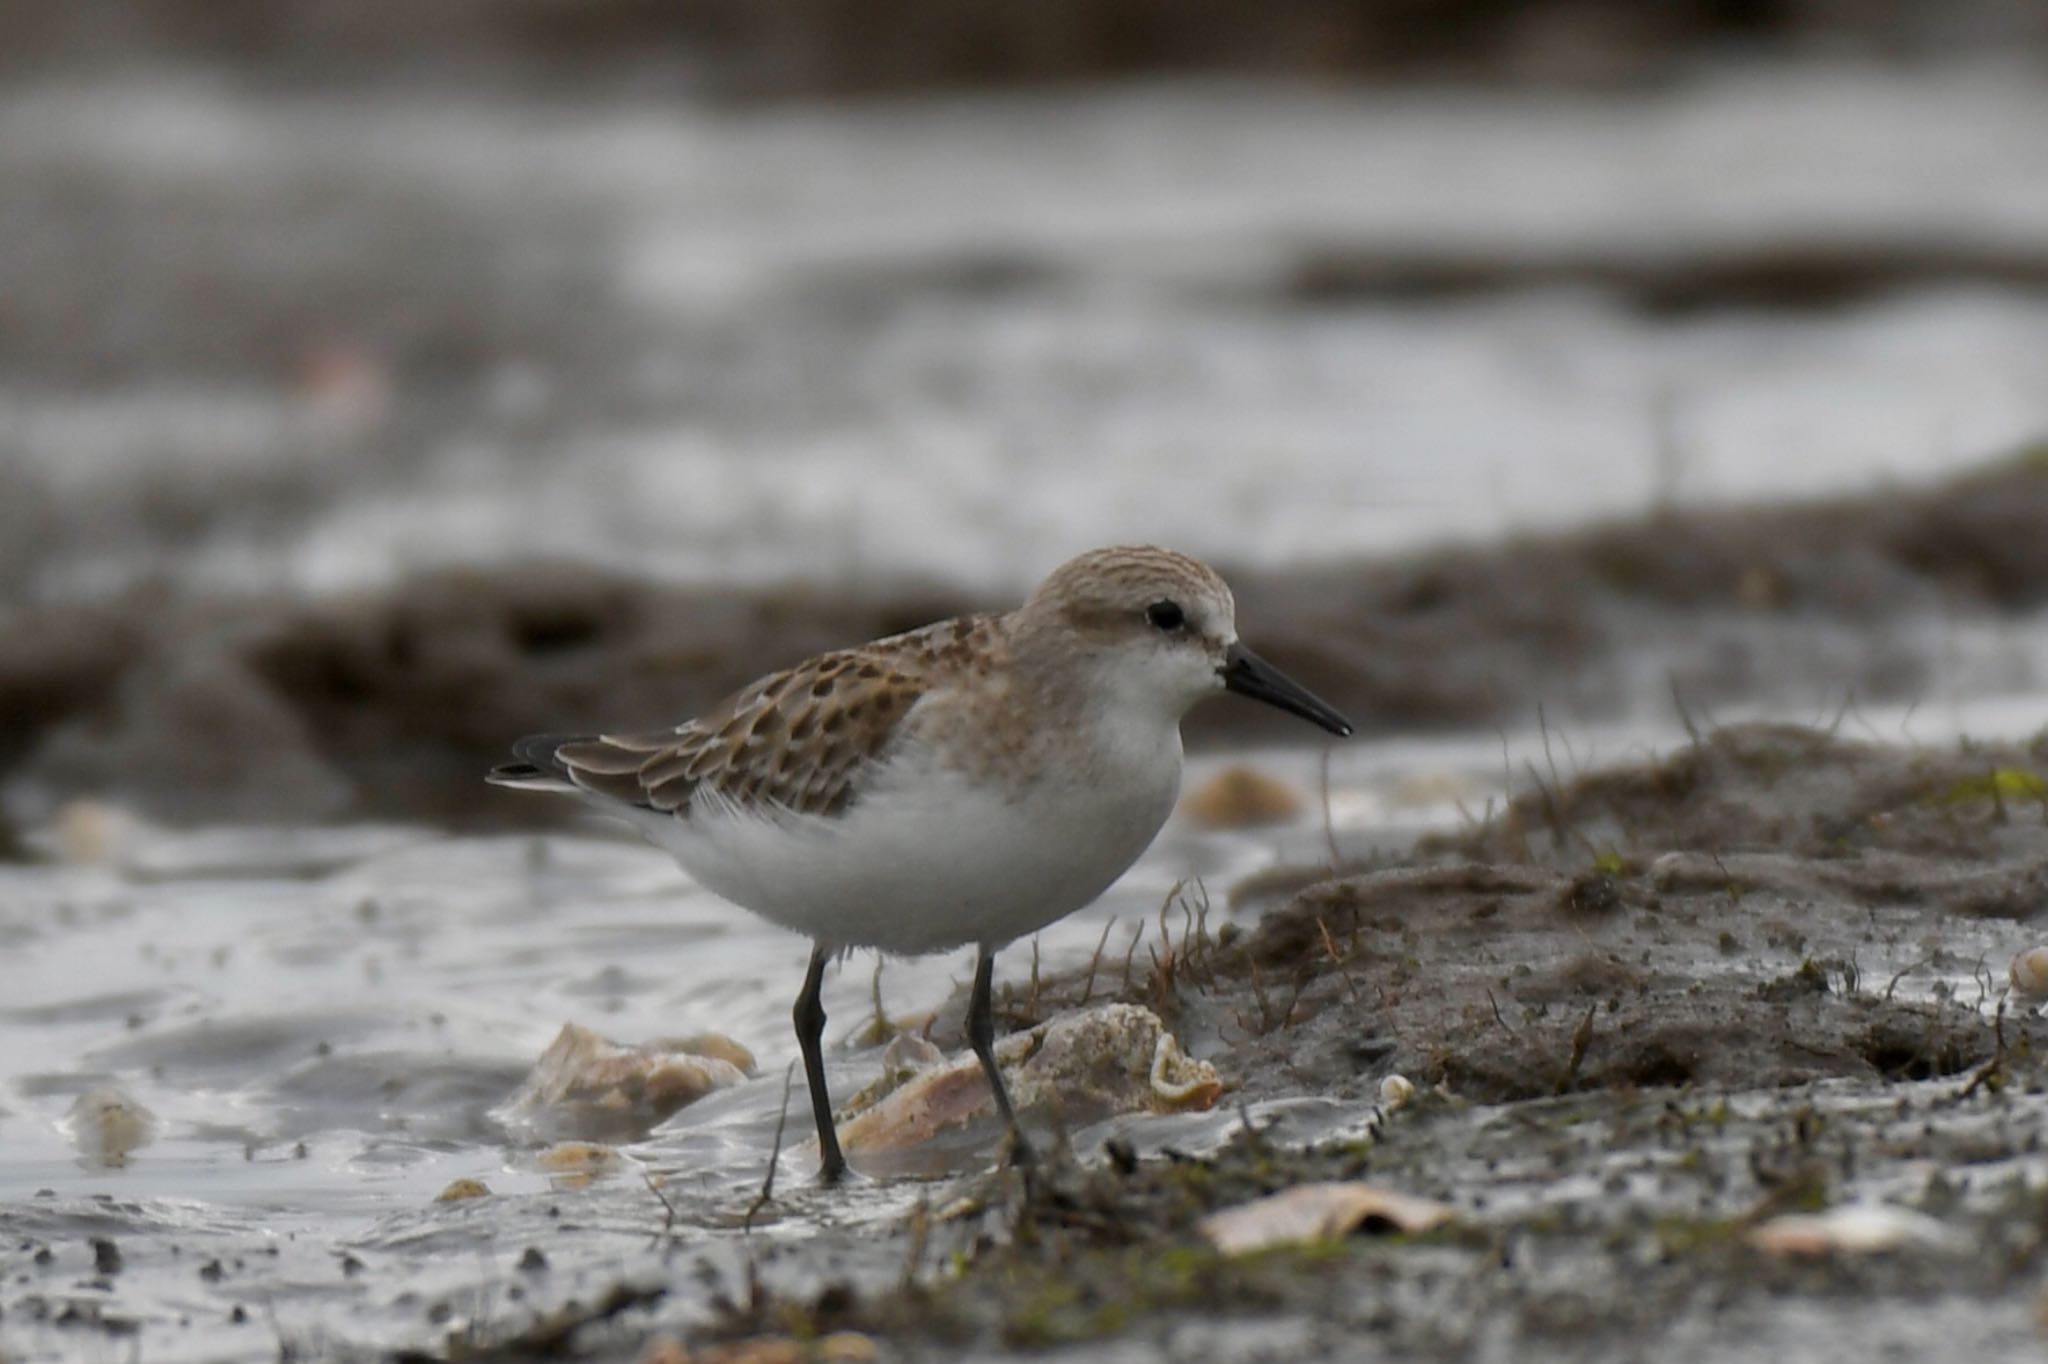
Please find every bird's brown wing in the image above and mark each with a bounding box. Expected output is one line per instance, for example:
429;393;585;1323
547;646;939;820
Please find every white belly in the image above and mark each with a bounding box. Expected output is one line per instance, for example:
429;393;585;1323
625;742;1182;955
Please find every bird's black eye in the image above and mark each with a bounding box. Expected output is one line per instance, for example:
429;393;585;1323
1146;600;1186;632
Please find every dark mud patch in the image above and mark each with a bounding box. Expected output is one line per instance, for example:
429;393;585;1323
1213;446;2048;744
1047;846;2030;1110
0;562;969;828
656;1068;2048;1362
1284;239;2048;315
1427;719;2048;867
1012;724;2048;1109
634;728;2048;1361
6;457;2048;829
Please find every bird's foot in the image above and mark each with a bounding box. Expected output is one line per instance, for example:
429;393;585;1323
1003;1125;1039;1171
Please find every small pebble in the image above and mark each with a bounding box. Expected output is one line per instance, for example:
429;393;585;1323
537;1141;622;1177
64;1088;158;1167
817;1332;881;1362
91;1239;122;1275
434;1178;491;1203
1183;765;1304;830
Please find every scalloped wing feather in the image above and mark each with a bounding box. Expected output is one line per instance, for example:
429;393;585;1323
547;616;999;820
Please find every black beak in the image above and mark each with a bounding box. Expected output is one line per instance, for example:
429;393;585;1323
1219;643;1354;737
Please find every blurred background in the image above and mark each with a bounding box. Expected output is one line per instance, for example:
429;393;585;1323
4;0;2048;831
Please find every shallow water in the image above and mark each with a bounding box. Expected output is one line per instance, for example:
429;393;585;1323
0;746;1347;1361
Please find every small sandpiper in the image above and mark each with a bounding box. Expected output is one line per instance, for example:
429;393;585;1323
489;545;1353;1181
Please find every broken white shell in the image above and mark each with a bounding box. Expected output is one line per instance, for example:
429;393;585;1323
1746;1204;1958;1256
839;1003;1220;1153
1200;1182;1454;1254
1378;1074;1416;1109
1150;1032;1223;1107
500;1023;753;1142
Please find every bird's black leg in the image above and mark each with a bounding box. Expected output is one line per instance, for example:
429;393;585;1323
970;947;1036;1167
794;942;847;1183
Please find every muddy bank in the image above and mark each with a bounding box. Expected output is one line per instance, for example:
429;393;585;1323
1222;450;2048;741
1284;239;2048;314
0;566;965;827
966;722;2048;1114
8;727;2048;1363
644;724;2048;1361
1184;723;2048;1105
4;454;2046;829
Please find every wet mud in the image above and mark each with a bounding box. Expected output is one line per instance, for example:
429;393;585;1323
1185;723;2048;1106
0;566;967;828
225;721;2038;1364
7;727;2048;1361
775;725;2041;1359
5;454;2047;831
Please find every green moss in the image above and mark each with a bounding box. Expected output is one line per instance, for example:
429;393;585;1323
1650;1214;1744;1256
1658;1098;1732;1135
1784;1177;1830;1214
1931;768;2048;807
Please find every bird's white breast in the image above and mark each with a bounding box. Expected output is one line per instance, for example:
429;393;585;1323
630;712;1184;955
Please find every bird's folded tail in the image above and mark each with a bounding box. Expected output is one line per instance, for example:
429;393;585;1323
485;733;586;792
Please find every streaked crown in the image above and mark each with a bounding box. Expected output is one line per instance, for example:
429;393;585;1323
1012;544;1239;664
1024;545;1233;633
